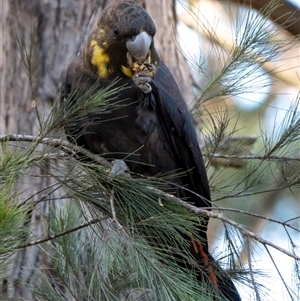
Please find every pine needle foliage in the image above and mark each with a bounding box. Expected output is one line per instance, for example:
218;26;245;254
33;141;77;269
0;143;31;266
1;1;299;300
179;0;299;104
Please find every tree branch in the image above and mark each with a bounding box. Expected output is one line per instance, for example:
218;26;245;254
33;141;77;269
2;134;298;166
0;134;112;168
229;0;300;36
146;186;300;261
2;134;299;261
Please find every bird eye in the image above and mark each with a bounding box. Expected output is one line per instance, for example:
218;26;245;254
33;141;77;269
113;27;119;35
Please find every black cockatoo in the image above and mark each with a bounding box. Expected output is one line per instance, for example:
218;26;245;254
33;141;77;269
60;1;241;300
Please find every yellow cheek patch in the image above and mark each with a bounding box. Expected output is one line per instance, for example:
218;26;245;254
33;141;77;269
90;39;110;78
121;65;134;78
90;40;97;47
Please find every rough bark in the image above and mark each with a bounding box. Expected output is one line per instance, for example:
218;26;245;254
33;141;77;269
0;0;194;299
142;0;195;106
1;0;102;299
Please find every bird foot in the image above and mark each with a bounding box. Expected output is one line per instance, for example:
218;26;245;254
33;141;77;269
109;159;130;177
132;71;152;93
126;52;156;94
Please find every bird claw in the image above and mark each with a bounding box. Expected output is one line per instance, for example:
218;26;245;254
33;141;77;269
132;71;152;93
143;62;156;73
126;52;155;94
109;159;130;177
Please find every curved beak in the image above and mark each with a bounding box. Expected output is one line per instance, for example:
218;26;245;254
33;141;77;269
126;31;152;63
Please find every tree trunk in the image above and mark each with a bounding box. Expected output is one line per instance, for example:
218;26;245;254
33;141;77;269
0;0;194;299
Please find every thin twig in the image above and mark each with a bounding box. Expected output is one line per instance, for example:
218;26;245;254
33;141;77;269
214;183;299;201
264;245;295;300
16;217;106;249
207;153;300;162
284;216;300;223
246;239;261;301
20;182;61;207
109;190;122;230
209;207;299;232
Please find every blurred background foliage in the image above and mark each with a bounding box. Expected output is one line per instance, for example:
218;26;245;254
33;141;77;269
176;1;299;299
